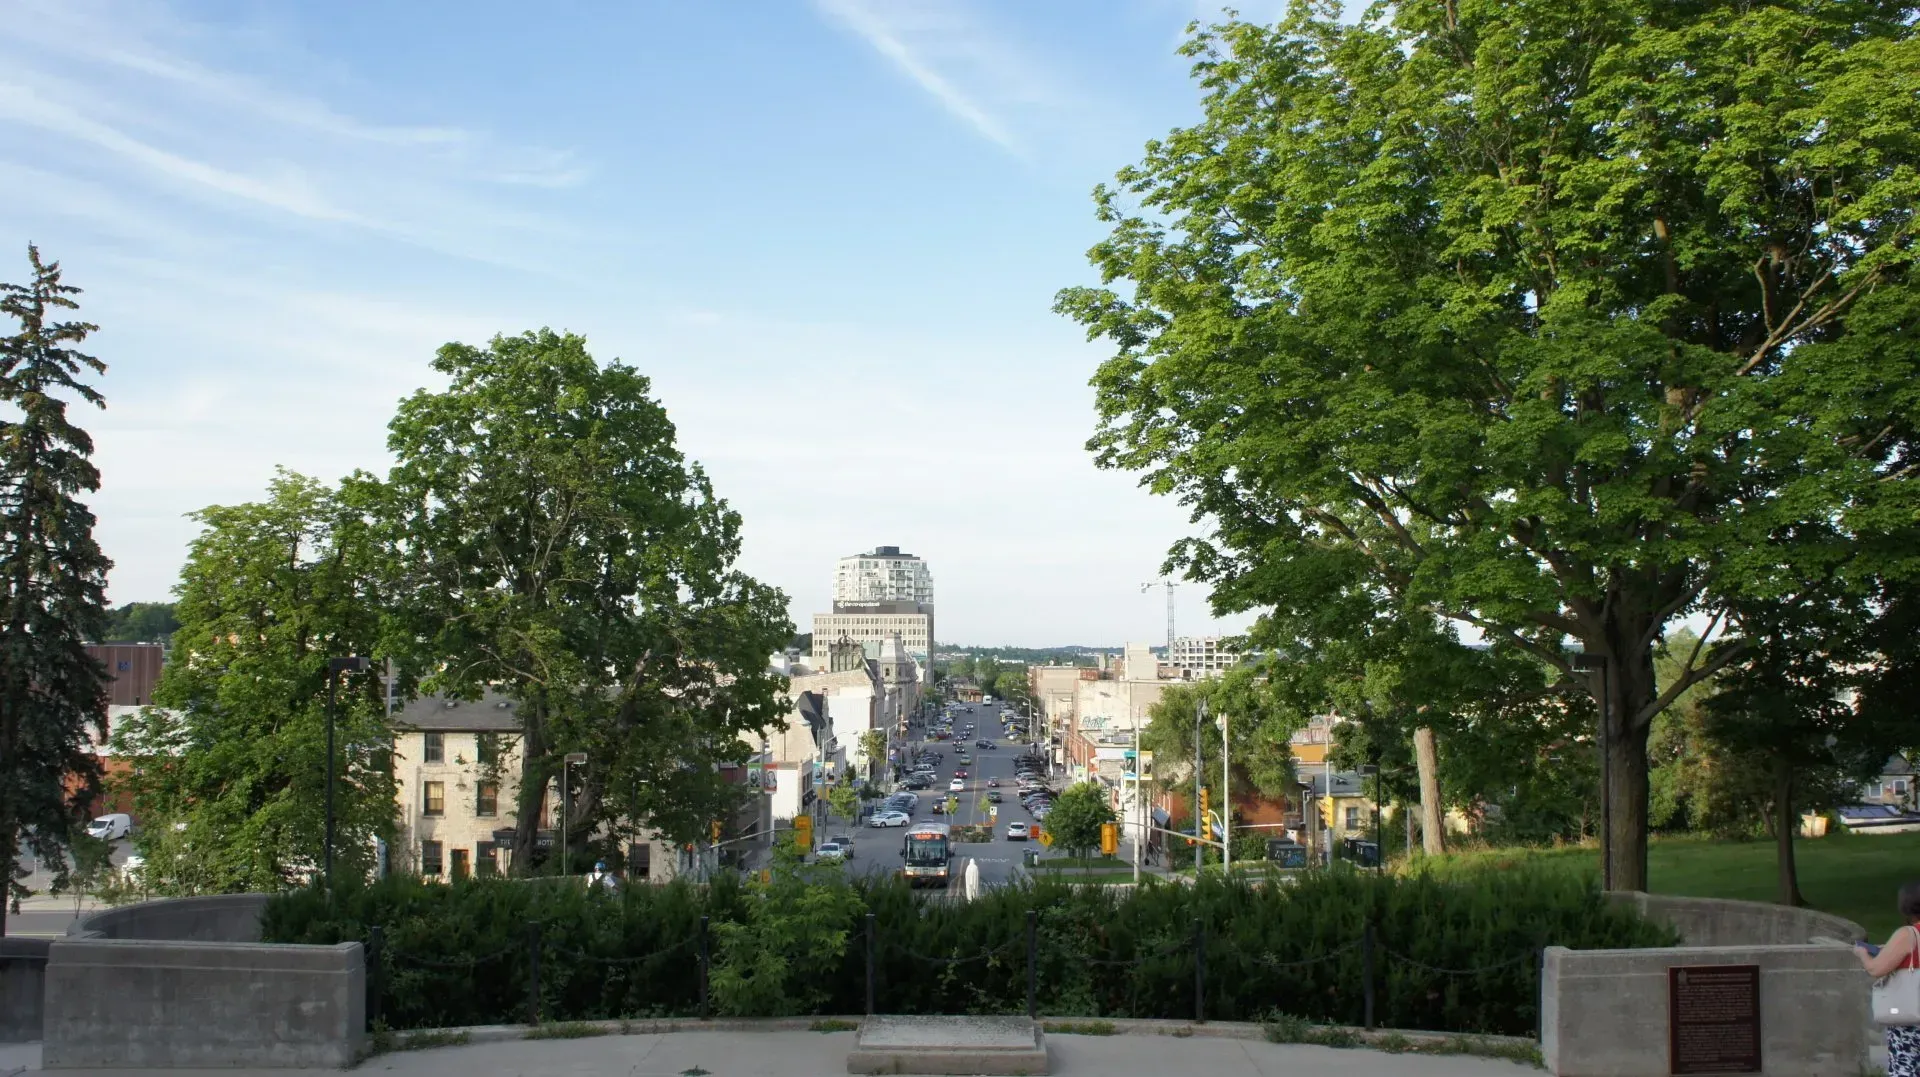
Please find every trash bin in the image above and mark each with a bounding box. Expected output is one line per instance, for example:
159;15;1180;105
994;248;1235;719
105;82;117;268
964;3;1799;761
1024;849;1039;868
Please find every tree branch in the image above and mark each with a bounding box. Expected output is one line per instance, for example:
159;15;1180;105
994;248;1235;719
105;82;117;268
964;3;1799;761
1634;634;1745;728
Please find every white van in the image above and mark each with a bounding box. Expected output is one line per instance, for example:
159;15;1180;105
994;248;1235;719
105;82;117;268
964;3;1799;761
86;813;132;840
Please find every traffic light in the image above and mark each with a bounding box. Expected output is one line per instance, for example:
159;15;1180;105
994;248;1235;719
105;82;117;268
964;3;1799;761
1200;787;1210;824
1320;795;1337;829
1100;822;1117;856
711;820;723;842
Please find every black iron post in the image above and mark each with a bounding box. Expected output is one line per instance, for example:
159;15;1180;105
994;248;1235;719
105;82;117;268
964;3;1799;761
864;913;877;1016
1192;918;1206;1024
1025;909;1038;1020
699;915;711;1020
323;656;369;897
1362;921;1376;1029
526;920;541;1026
365;925;383;1030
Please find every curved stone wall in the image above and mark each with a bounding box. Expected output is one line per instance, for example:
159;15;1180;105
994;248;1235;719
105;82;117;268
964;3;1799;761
68;893;269;943
1606;891;1864;946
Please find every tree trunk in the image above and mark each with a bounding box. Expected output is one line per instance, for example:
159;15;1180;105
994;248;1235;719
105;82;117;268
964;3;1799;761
510;695;551;874
1773;762;1803;907
1604;643;1660;893
1414;726;1445;856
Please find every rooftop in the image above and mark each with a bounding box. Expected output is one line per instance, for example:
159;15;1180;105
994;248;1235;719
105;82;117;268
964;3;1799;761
394;690;522;732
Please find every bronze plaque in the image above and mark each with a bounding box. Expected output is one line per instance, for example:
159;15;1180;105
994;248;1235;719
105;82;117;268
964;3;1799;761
1668;964;1761;1074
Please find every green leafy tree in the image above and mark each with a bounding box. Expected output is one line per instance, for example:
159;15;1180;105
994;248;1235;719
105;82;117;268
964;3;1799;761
825;782;860;823
1647;632;1759;837
991;670;1030;709
112;472;396;892
709;840;863;1015
371;330;793;871
1140;672;1300;811
1041;781;1115;860
1058;3;1920;890
0;246;112;934
1702;592;1910;906
857;729;888;780
99;602;178;643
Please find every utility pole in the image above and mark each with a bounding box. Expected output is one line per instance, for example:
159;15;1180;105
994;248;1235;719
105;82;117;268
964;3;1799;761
1140;580;1176;656
1220;708;1231;875
1193;697;1206;869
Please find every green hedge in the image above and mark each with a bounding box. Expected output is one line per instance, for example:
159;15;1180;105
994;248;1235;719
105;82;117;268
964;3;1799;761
264;865;1675;1035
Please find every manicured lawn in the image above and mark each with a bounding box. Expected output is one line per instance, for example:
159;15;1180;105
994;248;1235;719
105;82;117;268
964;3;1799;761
1419;831;1920;939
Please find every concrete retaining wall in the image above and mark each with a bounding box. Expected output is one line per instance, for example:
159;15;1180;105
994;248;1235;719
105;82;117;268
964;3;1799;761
1607;892;1864;946
43;937;364;1069
67;893;268;942
1541;943;1866;1077
0;938;50;1043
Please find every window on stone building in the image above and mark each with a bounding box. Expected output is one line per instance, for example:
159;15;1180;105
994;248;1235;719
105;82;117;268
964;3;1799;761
421;840;443;876
424;781;445;816
476;781;498;816
424;732;444;763
1344;806;1362;831
476;841;498;875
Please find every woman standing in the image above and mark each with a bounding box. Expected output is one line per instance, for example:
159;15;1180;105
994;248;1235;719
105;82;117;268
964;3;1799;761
1857;883;1920;1077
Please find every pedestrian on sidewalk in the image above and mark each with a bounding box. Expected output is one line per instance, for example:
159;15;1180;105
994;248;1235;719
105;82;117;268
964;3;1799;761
1860;881;1920;1077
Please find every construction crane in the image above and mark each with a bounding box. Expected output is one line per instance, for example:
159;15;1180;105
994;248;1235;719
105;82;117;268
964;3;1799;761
1141;580;1175;656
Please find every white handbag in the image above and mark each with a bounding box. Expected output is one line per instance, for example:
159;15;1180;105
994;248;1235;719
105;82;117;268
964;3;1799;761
1872;926;1920;1026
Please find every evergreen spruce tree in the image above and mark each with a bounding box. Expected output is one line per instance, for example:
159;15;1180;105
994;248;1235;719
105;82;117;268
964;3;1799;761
0;246;112;935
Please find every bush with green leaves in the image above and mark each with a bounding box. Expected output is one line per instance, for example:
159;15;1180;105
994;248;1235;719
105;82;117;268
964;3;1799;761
264;863;1673;1034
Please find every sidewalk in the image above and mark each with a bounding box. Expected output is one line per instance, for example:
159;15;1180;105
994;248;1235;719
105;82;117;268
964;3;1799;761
0;1027;1542;1077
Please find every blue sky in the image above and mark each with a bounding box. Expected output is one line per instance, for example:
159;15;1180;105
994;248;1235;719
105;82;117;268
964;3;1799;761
0;0;1299;647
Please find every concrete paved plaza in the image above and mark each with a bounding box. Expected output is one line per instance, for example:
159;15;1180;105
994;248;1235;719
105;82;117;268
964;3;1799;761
0;1027;1543;1077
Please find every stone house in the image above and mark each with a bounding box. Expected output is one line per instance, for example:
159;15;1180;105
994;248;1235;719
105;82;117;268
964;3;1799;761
390;692;682;882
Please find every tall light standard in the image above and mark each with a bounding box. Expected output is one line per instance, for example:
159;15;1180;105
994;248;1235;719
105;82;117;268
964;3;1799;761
559;752;587;875
1570;653;1612;891
1193;697;1206;869
324;656;371;896
1219;708;1231;874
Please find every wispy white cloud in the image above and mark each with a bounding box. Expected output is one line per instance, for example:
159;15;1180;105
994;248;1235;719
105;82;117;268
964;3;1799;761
812;0;1077;154
0;0;588;266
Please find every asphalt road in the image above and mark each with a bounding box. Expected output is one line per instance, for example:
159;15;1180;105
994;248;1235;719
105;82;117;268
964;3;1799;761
836;702;1050;891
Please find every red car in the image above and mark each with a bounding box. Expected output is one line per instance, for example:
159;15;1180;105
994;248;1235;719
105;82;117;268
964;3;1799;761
954;769;968;778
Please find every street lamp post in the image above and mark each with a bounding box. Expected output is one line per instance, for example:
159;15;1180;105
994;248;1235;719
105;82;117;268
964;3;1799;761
1193;697;1206;869
1571;653;1612;891
1219;709;1231;875
324;656;371;897
559;752;587;875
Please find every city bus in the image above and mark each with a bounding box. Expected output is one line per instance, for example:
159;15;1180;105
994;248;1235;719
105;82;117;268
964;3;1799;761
900;822;953;888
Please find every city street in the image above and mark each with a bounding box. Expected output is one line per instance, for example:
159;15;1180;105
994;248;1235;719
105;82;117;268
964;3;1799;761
838;702;1054;891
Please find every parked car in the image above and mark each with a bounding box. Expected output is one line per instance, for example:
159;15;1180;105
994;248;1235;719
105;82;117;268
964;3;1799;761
869;811;910;828
816;842;846;862
120;854;146;880
949;777;966;792
828;834;856;858
86;814;132;840
1006;822;1031;841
